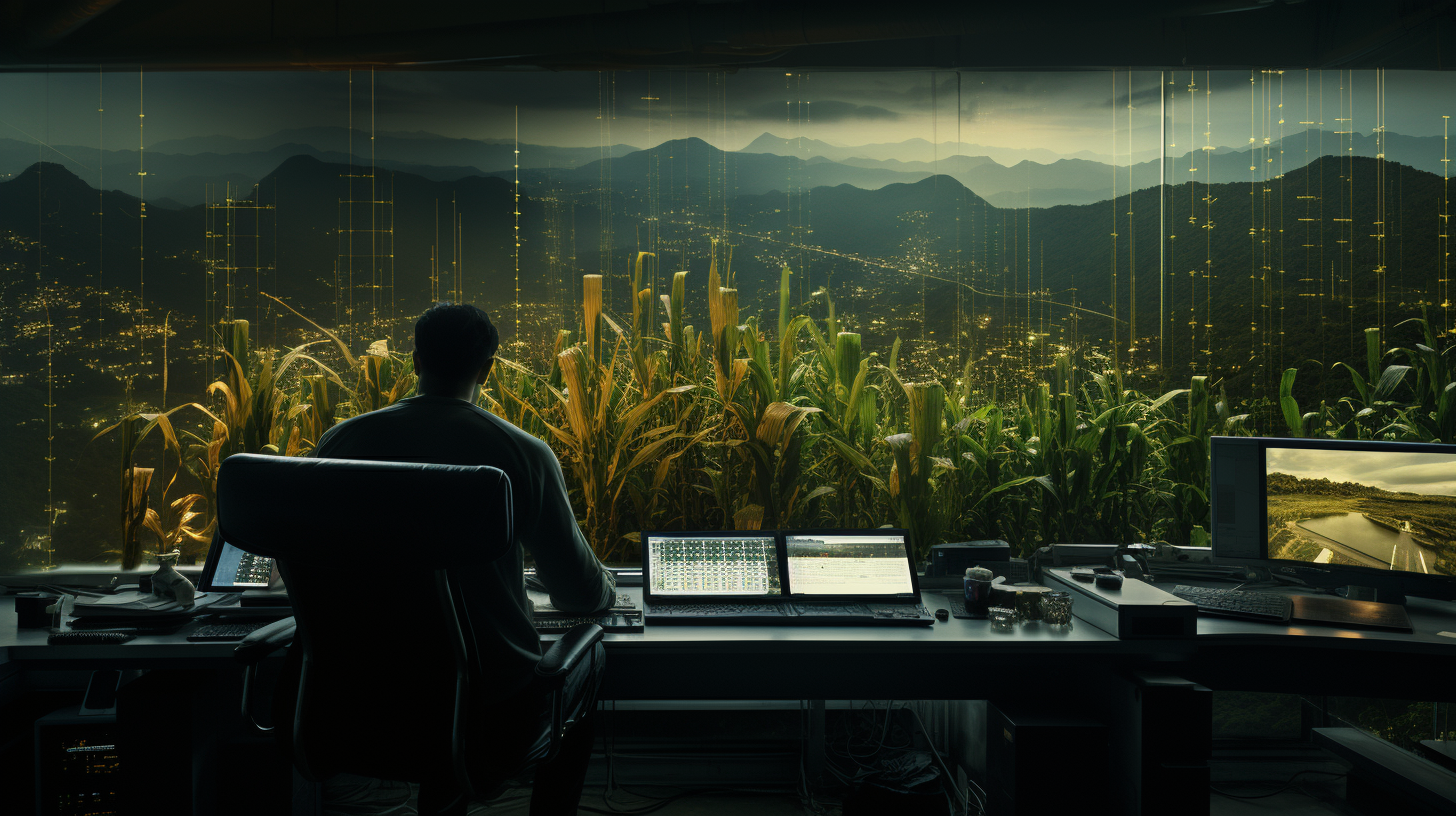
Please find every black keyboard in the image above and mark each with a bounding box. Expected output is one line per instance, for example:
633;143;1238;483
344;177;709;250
791;603;934;625
187;621;274;641
1170;585;1292;623
48;630;136;645
645;602;932;626
533;613;643;634
866;603;934;621
793;604;863;616
647;603;786;616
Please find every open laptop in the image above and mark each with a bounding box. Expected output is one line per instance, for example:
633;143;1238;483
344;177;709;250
642;531;789;623
782;530;933;624
198;533;290;612
198;538;277;592
642;528;933;626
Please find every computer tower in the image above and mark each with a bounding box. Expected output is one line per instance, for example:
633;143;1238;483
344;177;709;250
986;702;1108;816
34;707;121;816
1138;677;1211;816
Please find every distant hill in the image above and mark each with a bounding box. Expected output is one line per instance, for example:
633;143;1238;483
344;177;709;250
251;154;547;315
2;148;1442;406
0;138;491;206
147;127;638;173
741;129;1456;208
0;162;204;312
739;132;1119;165
505;136;931;196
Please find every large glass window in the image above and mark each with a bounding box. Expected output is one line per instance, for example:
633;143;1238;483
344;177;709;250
2;69;1453;570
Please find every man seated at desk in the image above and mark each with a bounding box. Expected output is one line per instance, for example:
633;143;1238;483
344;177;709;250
314;302;615;814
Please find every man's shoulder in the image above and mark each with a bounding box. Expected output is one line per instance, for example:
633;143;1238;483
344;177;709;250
316;397;552;461
487;410;557;460
316;398;417;437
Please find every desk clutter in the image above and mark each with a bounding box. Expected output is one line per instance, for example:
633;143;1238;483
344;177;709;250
942;583;1075;629
530;591;644;633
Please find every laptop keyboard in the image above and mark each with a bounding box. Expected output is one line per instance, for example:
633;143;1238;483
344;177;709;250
648;603;786;615
865;604;933;619
645;601;932;625
793;604;862;615
533;614;643;634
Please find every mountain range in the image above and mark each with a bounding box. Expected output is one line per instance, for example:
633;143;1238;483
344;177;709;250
7;126;1447;212
3;145;1434;395
0;128;639;206
738;133;1122;165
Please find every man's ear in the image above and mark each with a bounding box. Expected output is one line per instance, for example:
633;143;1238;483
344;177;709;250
477;357;494;385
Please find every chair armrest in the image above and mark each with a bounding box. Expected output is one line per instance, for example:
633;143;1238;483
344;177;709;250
535;622;604;688
234;617;297;666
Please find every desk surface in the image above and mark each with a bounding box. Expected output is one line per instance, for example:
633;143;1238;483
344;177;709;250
0;590;1145;659
6;586;1456;700
0;590;1176;700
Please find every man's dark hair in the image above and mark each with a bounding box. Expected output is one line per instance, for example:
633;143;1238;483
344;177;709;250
413;303;499;389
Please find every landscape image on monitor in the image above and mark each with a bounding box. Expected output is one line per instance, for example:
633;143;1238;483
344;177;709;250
1265;448;1456;576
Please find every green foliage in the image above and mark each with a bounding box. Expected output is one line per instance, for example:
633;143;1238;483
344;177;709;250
114;257;1456;566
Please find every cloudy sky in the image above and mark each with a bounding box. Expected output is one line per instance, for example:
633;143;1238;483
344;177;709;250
3;69;1456;159
1268;448;1456;497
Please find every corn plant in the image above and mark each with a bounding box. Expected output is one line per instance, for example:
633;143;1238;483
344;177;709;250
112;247;1456;568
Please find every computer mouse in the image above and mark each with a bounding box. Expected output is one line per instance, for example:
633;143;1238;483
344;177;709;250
935;608;949;622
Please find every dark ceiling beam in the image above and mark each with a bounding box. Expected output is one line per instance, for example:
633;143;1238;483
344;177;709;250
0;0;1451;72
5;0;128;49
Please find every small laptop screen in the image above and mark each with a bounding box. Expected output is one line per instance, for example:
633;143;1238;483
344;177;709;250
205;541;275;589
645;533;782;597
784;532;915;596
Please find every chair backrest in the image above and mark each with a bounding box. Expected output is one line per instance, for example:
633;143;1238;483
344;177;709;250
216;453;513;786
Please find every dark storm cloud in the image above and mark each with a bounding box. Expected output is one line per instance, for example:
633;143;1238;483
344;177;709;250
1096;71;1251;110
896;73;963;106
741;99;899;122
369;71;600;113
7;68;1450;155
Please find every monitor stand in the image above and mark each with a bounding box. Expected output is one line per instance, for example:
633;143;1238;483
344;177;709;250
241;588;290;607
1344;584;1407;605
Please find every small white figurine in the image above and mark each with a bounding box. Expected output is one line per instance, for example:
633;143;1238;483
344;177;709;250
151;550;197;606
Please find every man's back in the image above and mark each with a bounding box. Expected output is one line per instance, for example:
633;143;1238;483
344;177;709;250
313;394;614;693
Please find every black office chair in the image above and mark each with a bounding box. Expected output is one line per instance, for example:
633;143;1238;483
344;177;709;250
217;453;605;815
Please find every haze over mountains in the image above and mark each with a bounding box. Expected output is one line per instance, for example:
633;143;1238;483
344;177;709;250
0;127;640;206
741;128;1455;207
5;125;1440;211
736;132;1121;166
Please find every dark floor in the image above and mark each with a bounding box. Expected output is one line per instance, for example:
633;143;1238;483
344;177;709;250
463;755;1362;815
322;744;1376;815
1208;755;1357;816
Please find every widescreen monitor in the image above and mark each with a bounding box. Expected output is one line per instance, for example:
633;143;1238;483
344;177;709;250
1210;437;1456;601
782;529;919;599
641;531;783;601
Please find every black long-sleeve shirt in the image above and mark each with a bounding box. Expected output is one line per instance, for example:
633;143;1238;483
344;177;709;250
313;394;614;693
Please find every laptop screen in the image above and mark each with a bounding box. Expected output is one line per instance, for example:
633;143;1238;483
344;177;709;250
784;532;915;597
201;540;276;590
644;532;782;597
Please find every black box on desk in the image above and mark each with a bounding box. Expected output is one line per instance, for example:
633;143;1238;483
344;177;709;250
923;541;1024;588
986;702;1108;816
1042;567;1197;639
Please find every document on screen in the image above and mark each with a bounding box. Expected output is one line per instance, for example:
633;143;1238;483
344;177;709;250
784;534;914;596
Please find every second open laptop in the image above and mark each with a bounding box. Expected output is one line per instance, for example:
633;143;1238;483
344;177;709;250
641;529;933;626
